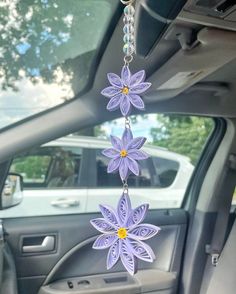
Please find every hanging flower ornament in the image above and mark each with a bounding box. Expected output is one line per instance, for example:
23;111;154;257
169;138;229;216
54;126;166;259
101;66;151;116
90;193;160;275
91;0;160;275
102;128;148;180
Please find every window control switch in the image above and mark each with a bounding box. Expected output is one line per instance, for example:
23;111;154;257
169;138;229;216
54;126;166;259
67;281;73;289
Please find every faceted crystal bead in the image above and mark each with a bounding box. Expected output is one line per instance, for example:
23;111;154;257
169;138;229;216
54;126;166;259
123;24;134;35
124;5;135;16
123;15;134;25
123;43;135;56
123;33;134;44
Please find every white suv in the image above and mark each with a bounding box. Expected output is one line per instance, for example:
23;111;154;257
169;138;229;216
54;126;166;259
2;136;194;217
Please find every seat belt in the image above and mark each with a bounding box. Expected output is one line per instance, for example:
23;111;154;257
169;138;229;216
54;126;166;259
200;154;236;294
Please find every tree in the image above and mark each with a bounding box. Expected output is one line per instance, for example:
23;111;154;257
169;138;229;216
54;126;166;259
0;0;111;91
150;115;214;165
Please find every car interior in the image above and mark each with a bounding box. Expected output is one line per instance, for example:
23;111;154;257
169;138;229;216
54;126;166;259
1;0;236;294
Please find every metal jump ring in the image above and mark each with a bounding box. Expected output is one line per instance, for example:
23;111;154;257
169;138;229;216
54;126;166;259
125;117;131;129
124;55;133;65
123;182;129;193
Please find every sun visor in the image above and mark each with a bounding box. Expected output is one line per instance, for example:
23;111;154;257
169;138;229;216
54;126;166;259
134;0;187;57
146;28;236;101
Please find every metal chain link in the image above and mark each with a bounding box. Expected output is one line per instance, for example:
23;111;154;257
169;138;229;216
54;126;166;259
120;0;135;5
125;117;131;129
124;55;133;66
122;180;129;194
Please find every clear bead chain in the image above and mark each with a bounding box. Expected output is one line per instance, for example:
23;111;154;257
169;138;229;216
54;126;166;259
123;3;135;66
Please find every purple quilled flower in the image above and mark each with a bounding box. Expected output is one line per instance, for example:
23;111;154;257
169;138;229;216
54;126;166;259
90;192;161;275
101;66;151;117
102;128;148;181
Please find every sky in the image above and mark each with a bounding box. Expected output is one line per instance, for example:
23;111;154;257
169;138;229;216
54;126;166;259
100;114;159;141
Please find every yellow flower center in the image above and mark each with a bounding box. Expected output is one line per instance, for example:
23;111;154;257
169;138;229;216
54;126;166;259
117;228;127;239
122;86;129;95
120;149;128;157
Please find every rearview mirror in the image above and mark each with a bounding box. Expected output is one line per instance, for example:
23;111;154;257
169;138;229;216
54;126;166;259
1;173;23;209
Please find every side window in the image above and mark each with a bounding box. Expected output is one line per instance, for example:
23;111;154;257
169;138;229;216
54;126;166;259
2;114;214;218
10;146;83;189
11;155;51;188
95;149;185;189
152;157;179;188
96;150;153;188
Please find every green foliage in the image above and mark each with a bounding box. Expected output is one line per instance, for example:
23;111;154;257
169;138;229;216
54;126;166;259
12;156;50;181
0;0;112;91
150;115;214;165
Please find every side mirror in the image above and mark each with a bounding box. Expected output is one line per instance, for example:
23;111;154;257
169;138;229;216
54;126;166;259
1;173;23;209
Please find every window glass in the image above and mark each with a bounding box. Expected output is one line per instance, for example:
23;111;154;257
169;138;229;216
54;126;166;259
96;149;179;188
10;146;83;189
0;0;118;129
152;157;179;188
11;155;51;186
2;114;214;218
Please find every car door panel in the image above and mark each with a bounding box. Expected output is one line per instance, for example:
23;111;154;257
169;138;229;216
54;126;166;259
3;209;187;294
39;269;177;294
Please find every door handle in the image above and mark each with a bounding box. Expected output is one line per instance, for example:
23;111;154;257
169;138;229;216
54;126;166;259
22;236;55;253
51;198;80;208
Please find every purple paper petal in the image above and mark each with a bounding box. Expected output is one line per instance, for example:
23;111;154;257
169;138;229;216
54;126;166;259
127;238;155;262
128;224;160;240
126;204;149;228
120;240;137;275
107;94;123;112
120;95;131;117
90;218;116;233
127;137;146;150
99;204;119;228
128;149;149;160
129;94;145;110
107;73;123;88
93;234;118;249
119;159;129;180
107;239;121;270
102;148;119;158
117;192;131;226
126;157;139;176
130;82;151;94
107;157;121;173
122;128;133;148
121;66;131;86
101;86;121;98
110;135;122;150
130;70;145;87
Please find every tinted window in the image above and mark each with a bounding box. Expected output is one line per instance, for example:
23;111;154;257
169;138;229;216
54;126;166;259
3;114;214;218
96;149;179;188
12;155;51;186
152;157;179;187
11;146;83;188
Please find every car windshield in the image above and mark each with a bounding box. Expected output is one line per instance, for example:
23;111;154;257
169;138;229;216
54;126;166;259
0;0;118;129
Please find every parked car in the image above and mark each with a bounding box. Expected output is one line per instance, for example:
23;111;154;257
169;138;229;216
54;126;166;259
1;135;194;217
